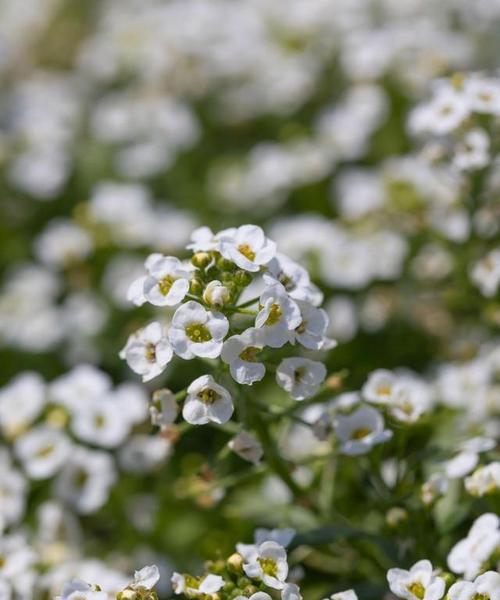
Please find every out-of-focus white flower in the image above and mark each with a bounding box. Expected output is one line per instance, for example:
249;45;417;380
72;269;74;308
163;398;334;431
444;437;496;479
169;301;229;359
387;560;445;600
254;528;296;549
362;369;397;405
333;406;392;456
49;364;112;411
0;453;26;528
448;571;500;600
55;447;116;514
465;462;500;497
324;590;358;600
149;389;178;428
219;225;276;272
237;541;288;590
389;376;433;424
228;432;263;465
34;219;93;268
119;435;170;474
464;76;500;115
182;375;233;425
421;473;449;505
256;284;301;348
276;357;326;401
281;583;302;600
409;85;469;135
221;328;266;385
0;372;46;437
447;513;500;579
470;249;500;298
14;426;71;480
324;296;358;343
120;322;173;382
453;128;489;171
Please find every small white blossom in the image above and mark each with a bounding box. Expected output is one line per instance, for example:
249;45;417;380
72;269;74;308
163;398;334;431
276;358;326;401
128;255;191;307
290;301;332;351
265;253;323;306
387;560;445;600
334;406;392;456
14;426;71;480
464;76;500;115
465;462;500;497
182;375;233;425
255;528;296;548
120;322;173;382
448;571;500;600
168;301;229;360
219;225;276;272
362;369;397;405
256;284;301;348
470;249;500;298
228;431;264;465
447;513;500;580
453;129;490;171
149;389;178;427
421;473;449;505
221;328;266;385
325;591;359;600
56;580;107;600
282;583;302;600
237;541;288;590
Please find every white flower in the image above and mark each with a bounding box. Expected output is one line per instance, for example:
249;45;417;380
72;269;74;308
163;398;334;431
448;571;500;600
34;220;93;268
0;533;35;580
389;377;433;424
453;129;490;171
169;301;228;359
131;565;160;591
333;406;392;456
49;365;111;411
421;473;449;505
409;86;469;135
282;583;302;600
387;560;445;600
55;446;116;514
256;284;301;348
464;76;500;115
362;369;397;405
70;398;133;448
447;513;500;580
276;358;326;401
219;225;276;272
150;389;178;427
444;437;495;479
470;249;500;298
14;426;71;480
228;431;263;465
182;375;233;425
56;580;107;600
221;328;266;385
128;254;191;307
120;322;173;382
203;280;230;307
465;462;500;497
290;301;331;351
0;454;26;527
237;541;288;590
186;226;225;252
234;593;272;600
265;253;323;306
0;372;46;437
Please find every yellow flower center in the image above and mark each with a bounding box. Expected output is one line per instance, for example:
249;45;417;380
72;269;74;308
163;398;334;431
472;595;489;600
376;384;392;397
158;275;177;296
36;444;55;458
239;346;260;362
294;367;305;383
74;469;89;488
265;303;282;326
350;427;372;440
296;320;306;334
198;388;219;405
258;557;278;577
94;414;106;428
407;582;425;600
237;244;256;261
145;343;157;363
186;323;212;343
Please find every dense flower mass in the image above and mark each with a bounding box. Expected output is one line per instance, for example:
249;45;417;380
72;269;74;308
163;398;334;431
0;1;499;599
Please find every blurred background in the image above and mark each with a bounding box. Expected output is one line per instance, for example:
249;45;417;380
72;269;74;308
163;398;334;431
0;1;499;599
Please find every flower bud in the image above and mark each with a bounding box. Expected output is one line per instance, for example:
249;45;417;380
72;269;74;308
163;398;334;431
386;507;408;528
203;280;230;307
227;553;243;572
216;256;235;271
189;278;204;296
233;270;252;287
191;252;212;269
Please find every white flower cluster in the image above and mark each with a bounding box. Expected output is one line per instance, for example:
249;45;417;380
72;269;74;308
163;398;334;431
0;365;170;519
121;224;334;426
